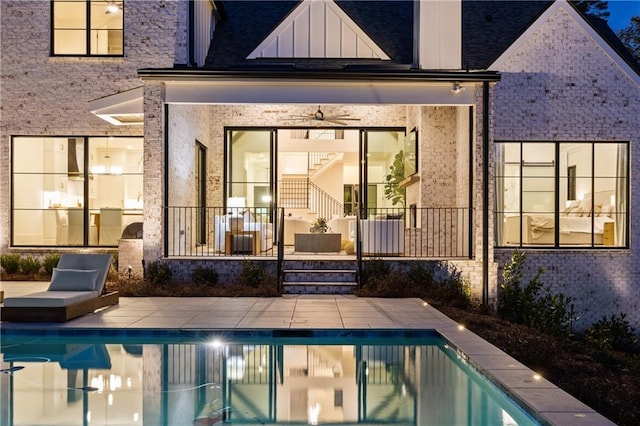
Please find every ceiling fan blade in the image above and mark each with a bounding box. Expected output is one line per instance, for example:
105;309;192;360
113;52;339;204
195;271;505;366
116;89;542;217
324;119;349;125
326;117;360;121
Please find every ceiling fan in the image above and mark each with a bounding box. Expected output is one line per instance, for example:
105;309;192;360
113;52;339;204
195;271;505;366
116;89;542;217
286;106;361;125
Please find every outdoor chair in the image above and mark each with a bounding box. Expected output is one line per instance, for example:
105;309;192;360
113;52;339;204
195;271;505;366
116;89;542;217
1;253;118;322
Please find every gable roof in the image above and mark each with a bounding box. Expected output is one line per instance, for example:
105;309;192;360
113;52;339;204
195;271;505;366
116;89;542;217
203;0;638;78
461;1;552;69
247;0;390;60
205;1;413;69
487;0;640;85
579;11;640;77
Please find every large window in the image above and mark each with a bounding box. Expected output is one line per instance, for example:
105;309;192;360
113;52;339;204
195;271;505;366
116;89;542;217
12;136;143;246
52;0;124;55
226;129;274;215
495;141;628;248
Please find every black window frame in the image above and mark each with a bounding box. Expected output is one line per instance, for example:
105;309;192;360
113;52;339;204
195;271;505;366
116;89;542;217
50;0;125;57
11;135;143;248
567;165;577;201
495;140;629;249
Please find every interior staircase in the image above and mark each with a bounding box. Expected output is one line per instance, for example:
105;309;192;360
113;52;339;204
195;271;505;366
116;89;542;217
281;259;358;294
279;151;341;214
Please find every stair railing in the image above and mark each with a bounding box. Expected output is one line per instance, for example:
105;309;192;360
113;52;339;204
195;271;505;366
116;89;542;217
308;181;342;219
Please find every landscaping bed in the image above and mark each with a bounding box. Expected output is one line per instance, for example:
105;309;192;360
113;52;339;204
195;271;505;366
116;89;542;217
435;304;640;426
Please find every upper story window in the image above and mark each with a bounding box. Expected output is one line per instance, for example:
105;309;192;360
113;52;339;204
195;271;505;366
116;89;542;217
52;0;124;56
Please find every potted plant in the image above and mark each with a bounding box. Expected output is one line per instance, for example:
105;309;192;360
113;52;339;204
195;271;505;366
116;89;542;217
384;150;406;208
310;217;329;233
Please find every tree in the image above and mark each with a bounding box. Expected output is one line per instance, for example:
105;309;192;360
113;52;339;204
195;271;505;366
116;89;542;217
618;16;640;62
573;0;610;20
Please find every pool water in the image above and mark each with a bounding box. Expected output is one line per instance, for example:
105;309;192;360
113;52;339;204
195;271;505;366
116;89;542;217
1;330;539;425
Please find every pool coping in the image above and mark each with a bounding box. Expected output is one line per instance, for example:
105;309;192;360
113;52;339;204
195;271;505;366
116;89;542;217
0;281;615;426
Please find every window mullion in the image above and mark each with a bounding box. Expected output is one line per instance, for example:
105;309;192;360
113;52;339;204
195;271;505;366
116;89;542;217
591;143;595;247
554;142;560;247
85;0;91;55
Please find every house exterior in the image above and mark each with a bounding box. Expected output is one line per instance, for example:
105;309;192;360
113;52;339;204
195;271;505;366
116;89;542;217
1;0;639;330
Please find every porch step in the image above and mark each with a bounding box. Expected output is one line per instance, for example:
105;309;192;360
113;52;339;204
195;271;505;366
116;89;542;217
282;261;358;294
283;281;357;295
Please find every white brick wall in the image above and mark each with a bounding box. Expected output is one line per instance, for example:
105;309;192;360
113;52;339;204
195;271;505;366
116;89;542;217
0;1;187;256
492;7;640;330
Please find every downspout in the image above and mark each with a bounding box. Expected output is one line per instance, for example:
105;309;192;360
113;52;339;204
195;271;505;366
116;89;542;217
163;103;170;258
482;82;490;306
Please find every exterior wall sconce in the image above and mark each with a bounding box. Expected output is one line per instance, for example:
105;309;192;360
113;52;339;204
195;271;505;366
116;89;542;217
451;82;465;94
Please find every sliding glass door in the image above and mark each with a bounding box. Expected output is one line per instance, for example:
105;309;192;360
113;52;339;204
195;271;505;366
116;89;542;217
360;129;406;218
226;129;275;219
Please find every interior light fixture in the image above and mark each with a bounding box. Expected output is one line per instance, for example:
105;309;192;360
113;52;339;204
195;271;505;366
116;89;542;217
451;82;465;94
105;1;121;14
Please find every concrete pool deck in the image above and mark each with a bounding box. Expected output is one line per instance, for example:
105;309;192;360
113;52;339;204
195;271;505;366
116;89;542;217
1;281;614;426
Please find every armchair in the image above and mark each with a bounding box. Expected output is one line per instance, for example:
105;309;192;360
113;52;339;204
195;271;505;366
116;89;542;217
360;219;405;256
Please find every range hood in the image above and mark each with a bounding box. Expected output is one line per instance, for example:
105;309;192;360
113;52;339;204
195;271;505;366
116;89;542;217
67;138;83;180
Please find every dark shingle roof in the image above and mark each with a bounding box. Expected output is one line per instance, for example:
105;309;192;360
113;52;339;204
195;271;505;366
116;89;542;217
462;1;552;69
205;1;414;69
205;1;300;69
204;0;638;77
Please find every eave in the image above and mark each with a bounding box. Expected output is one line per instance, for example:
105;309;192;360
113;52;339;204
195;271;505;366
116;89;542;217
137;67;501;83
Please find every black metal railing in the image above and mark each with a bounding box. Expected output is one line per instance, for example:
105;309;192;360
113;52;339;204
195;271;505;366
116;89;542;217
165;206;472;259
166;206;275;257
276;208;285;291
357;207;472;259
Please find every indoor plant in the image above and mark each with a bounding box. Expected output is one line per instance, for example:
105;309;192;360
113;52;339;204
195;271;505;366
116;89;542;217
310;217;329;233
384;150;406;207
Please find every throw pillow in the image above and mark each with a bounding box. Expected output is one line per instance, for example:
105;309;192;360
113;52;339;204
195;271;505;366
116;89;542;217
48;268;100;291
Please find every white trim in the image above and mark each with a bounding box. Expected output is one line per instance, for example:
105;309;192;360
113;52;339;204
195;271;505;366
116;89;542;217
247;0;389;60
489;0;640;87
89;87;144;126
164;80;475;105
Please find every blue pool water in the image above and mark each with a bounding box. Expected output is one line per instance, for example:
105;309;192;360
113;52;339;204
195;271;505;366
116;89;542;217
1;329;540;425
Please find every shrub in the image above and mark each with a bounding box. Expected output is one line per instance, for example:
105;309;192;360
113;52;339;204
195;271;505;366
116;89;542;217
361;270;408;297
407;262;434;287
436;263;474;309
19;256;41;275
360;258;392;287
146;261;173;286
236;260;274;288
497;249;574;335
0;254;21;274
192;267;219;286
43;254;61;275
585;313;638;352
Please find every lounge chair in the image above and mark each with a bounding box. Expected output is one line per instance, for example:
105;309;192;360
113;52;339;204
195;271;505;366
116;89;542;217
1;253;119;322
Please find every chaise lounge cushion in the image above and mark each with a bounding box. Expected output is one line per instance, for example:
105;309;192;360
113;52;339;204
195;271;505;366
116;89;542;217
48;268;100;291
3;291;99;308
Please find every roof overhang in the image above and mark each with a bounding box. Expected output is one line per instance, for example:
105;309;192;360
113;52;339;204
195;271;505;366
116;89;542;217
89;87;144;126
138;68;500;105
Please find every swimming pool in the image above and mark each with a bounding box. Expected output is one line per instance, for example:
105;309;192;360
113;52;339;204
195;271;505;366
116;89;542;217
1;329;540;426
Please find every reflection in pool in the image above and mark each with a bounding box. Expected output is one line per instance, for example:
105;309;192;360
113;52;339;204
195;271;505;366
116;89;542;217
0;331;539;425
